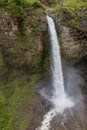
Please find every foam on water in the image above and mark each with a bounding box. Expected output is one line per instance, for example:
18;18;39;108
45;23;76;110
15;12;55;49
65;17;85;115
36;109;56;130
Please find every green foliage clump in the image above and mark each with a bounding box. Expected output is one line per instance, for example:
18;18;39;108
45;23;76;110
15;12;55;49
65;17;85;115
0;74;39;130
7;0;29;37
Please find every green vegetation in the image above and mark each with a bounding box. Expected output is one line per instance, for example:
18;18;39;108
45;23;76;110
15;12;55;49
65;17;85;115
52;0;87;28
0;74;39;130
7;0;37;37
0;0;45;38
55;0;87;12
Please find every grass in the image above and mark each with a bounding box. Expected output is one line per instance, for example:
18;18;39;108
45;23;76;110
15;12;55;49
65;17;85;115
0;74;39;130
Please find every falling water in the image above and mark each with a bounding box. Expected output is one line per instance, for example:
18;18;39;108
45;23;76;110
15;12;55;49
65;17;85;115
36;15;74;130
47;15;74;112
48;15;65;98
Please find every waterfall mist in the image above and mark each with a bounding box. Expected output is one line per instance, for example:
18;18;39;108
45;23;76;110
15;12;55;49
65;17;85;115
63;62;84;102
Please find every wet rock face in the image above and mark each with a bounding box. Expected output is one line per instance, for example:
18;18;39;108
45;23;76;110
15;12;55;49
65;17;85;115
60;26;87;60
61;26;81;60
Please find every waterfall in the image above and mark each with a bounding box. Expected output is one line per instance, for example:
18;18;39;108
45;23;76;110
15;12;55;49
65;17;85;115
47;15;74;112
35;15;74;130
47;15;65;98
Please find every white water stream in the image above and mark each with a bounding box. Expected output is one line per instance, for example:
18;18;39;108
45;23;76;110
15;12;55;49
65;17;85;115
36;15;74;130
